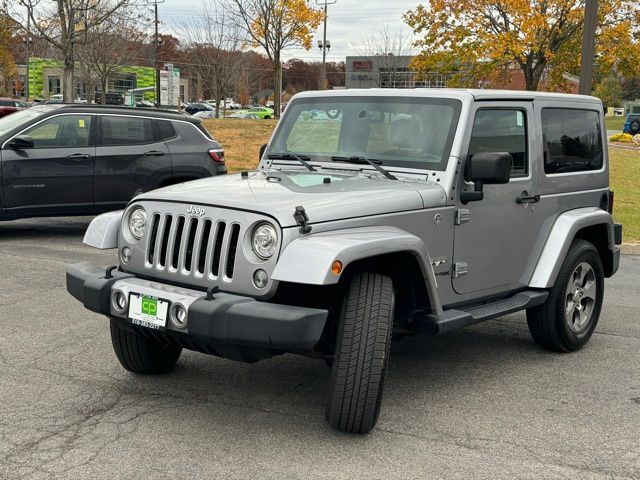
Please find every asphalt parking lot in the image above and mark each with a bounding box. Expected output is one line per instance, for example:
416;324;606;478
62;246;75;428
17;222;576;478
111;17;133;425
0;217;638;479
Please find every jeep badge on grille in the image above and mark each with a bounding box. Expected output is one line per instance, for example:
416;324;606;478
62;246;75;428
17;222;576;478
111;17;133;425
187;205;206;216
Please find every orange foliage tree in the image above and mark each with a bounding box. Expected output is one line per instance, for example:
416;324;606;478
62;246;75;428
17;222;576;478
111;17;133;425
404;0;640;91
229;0;324;116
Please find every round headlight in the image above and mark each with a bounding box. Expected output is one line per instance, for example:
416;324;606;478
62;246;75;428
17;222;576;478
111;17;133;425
128;207;147;241
252;223;278;259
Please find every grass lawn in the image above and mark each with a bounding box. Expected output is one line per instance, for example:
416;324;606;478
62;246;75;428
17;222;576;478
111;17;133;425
605;116;625;131
609;147;640;242
204;121;639;242
202;118;276;172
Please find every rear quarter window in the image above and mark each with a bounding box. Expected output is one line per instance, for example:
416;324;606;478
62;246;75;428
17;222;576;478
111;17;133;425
542;108;603;174
158;120;176;139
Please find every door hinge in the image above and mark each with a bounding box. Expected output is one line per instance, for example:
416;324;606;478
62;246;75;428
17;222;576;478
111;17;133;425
455;209;471;225
452;262;469;278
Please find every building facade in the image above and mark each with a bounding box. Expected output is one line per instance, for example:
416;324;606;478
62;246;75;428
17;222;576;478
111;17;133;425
345;56;453;90
15;58;189;103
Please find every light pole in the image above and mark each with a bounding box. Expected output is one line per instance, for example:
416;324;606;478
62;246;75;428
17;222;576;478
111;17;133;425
316;0;336;89
153;0;165;107
579;0;598;95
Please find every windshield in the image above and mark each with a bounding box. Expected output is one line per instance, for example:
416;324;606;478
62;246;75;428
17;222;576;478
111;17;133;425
270;96;462;170
0;107;50;137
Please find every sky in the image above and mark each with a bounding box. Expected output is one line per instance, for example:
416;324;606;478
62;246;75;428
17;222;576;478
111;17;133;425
159;0;422;62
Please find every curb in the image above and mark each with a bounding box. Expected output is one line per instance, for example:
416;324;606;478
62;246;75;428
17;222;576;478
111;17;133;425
608;143;640;151
622;244;640;255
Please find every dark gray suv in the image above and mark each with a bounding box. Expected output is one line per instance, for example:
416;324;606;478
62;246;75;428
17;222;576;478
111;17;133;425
0;104;226;221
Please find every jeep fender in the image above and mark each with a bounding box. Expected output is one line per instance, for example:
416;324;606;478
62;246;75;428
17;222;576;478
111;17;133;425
83;210;123;249
528;207;616;289
272;226;443;315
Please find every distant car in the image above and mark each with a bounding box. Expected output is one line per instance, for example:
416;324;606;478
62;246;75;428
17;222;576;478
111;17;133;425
193;110;218;119
248;106;274;119
623;114;640;135
0;104;226;221
613;108;624;116
225;112;260;119
0;98;25;117
136;100;155;108
185;103;213;116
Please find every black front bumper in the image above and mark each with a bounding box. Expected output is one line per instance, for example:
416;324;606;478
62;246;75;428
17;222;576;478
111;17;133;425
66;262;328;352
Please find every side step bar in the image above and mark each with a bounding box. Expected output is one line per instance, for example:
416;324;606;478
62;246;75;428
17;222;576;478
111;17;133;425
416;290;548;335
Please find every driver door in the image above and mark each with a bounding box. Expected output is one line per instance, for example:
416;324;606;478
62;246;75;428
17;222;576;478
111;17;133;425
452;103;544;296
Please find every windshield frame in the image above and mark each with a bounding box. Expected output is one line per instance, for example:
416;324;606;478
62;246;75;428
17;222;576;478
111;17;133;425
268;96;462;172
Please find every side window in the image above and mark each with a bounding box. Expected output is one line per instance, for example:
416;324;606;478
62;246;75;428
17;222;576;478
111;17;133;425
468;109;528;177
542;109;603;174
100;116;156;146
158;120;176;139
23;115;92;148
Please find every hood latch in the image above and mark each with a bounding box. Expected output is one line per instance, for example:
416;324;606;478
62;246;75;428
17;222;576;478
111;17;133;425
294;206;312;234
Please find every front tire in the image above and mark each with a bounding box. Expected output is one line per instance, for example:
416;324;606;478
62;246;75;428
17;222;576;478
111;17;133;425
526;240;604;352
326;272;394;434
110;320;182;374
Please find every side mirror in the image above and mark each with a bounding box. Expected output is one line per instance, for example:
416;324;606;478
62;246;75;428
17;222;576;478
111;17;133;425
259;143;268;160
8;135;35;150
460;152;511;204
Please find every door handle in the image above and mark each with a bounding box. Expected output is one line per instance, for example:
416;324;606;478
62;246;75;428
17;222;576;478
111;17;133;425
516;192;540;204
67;153;91;160
144;151;165;157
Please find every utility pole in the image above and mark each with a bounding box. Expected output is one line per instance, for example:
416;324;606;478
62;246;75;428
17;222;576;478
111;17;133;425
579;0;598;95
154;0;164;107
316;0;336;89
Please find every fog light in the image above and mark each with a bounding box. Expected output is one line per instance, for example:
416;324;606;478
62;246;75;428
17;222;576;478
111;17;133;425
120;246;132;264
170;303;188;328
253;269;269;289
112;290;128;314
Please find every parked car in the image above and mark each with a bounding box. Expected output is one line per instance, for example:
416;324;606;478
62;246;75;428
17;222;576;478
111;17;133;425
136;100;155;108
193;110;218;119
66;89;621;435
185;103;213;116
0;98;26;117
623;113;640;135
95;92;124;105
224;111;260;119
0;104;226;221
248;106;274;119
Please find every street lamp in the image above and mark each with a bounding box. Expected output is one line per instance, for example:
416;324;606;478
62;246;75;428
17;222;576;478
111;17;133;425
316;0;336;89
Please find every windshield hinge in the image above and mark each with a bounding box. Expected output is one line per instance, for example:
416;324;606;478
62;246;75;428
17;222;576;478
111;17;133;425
452;262;469;279
294;206;312;234
455;209;471;225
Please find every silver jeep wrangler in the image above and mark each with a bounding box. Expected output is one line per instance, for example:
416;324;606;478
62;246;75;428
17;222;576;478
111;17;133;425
67;89;622;434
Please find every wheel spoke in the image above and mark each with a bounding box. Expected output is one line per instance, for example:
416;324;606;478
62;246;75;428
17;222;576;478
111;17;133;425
582;280;597;301
576;264;589;286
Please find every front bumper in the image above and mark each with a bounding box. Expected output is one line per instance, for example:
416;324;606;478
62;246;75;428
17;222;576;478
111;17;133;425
66;262;328;351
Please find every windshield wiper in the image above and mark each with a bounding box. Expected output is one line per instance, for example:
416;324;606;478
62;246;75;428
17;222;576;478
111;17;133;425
330;155;397;180
267;153;317;172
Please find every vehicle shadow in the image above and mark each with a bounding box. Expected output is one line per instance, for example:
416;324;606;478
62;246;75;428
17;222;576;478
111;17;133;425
0;216;94;240
112;315;550;434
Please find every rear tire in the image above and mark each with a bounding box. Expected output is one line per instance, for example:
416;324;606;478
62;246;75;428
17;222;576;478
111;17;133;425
110;320;182;374
325;272;394;434
526;240;604;352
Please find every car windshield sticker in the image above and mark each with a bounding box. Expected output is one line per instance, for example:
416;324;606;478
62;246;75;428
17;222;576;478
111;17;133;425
289;174;343;188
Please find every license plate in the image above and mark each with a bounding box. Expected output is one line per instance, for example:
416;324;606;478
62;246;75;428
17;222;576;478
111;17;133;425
128;293;169;329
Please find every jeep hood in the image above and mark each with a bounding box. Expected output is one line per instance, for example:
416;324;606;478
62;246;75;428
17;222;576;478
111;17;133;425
139;171;447;227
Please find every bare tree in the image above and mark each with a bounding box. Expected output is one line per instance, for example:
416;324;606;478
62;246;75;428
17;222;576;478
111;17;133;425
178;0;245;117
11;0;139;102
76;17;143;104
358;26;413;88
227;0;323;117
